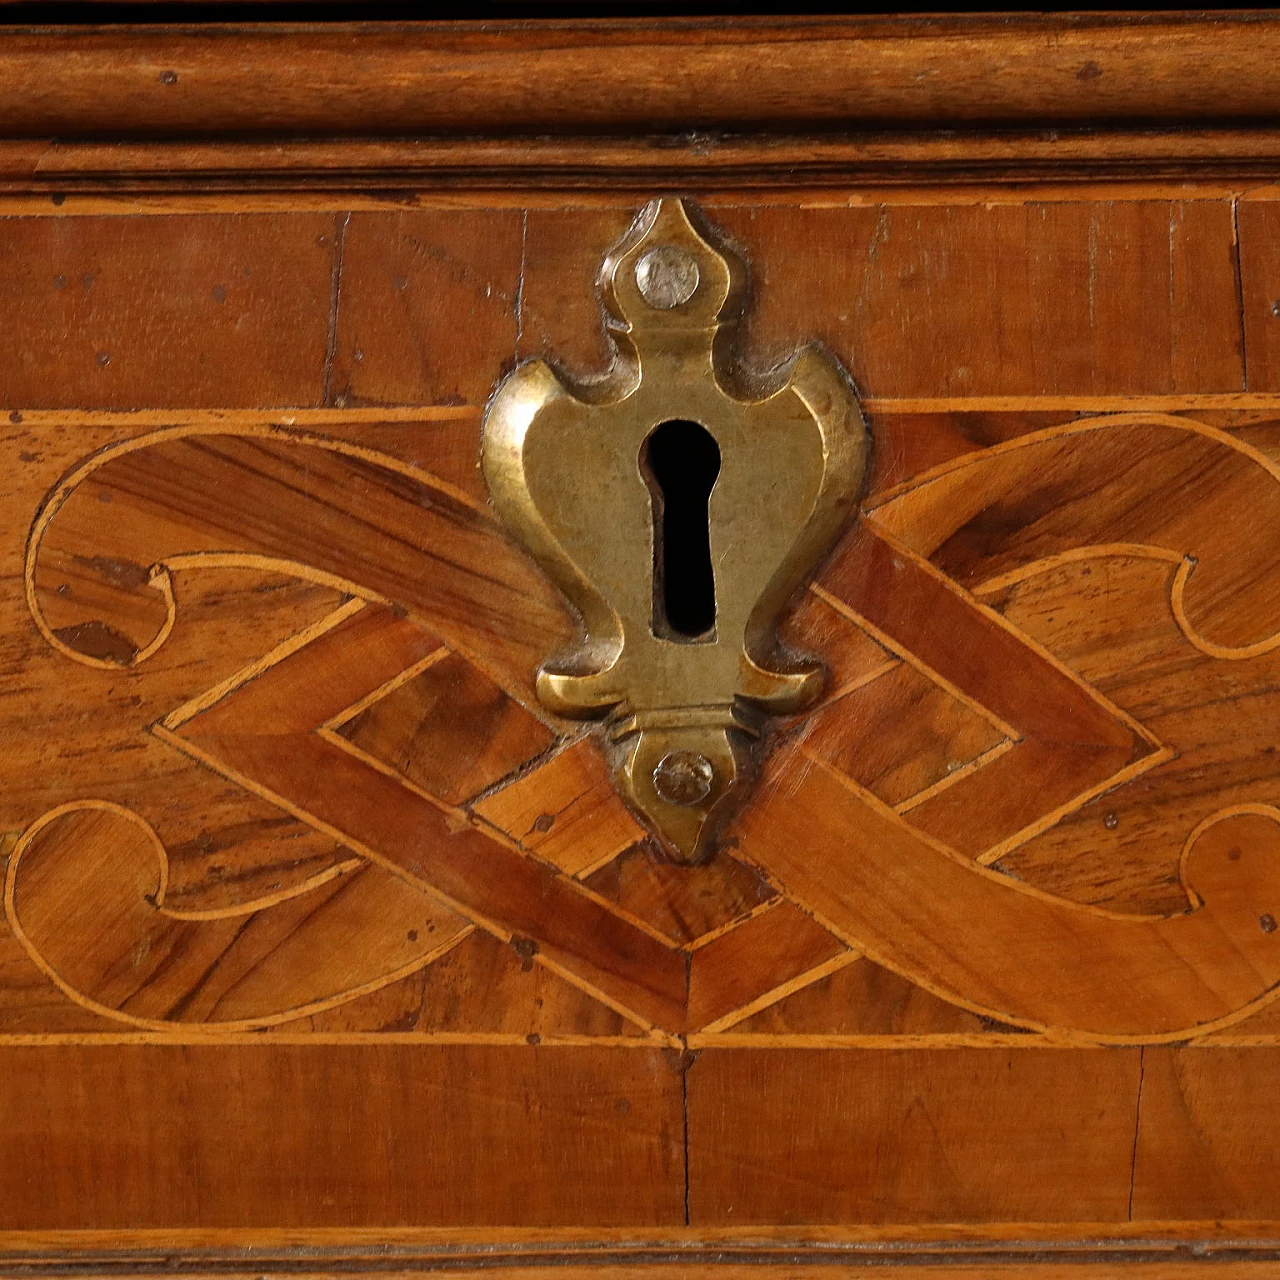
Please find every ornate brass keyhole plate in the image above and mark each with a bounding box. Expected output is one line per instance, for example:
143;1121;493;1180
483;199;868;862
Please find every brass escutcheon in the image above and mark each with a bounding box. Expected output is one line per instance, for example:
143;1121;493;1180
483;198;868;862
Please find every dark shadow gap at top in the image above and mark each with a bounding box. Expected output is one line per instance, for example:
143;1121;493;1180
0;1;1254;25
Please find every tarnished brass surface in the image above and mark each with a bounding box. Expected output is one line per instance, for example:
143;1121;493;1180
482;198;867;861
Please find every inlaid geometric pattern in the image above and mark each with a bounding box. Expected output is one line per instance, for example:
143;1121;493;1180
335;649;556;807
7;402;1280;1051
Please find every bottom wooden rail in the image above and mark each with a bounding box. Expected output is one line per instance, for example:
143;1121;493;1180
5;1232;1280;1277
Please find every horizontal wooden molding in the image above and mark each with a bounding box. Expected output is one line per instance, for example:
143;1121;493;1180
0;16;1278;187
4;1240;1280;1277
8;128;1280;192
6;15;1280;136
4;1223;1280;1275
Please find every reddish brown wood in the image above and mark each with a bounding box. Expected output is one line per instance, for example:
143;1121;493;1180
0;1044;685;1228
729;956;999;1037
1133;1048;1280;1220
296;930;653;1038
330;210;522;408
800;660;1006;809
583;843;777;947
3;17;1280;1268
1237;200;1280;392
687;1049;1142;1224
519;202;1245;399
687;903;847;1031
173;606;686;1031
473;740;645;880
714;202;1245;398
11;132;1280;191
337;651;556;807
0;214;338;407
1;17;1280;139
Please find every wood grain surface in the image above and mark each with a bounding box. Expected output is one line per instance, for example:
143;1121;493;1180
0;1044;684;1228
6;19;1280;190
2;16;1280;137
4;16;1280;1267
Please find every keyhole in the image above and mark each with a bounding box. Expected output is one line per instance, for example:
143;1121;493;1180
642;419;721;640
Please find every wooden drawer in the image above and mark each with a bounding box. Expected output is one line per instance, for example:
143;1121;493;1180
4;14;1280;1277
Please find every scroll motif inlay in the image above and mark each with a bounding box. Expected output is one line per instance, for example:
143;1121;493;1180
7;210;1280;1049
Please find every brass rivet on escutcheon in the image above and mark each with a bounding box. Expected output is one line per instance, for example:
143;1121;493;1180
652;750;715;807
635;245;700;309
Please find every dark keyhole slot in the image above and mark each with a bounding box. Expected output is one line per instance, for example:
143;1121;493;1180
642;419;722;640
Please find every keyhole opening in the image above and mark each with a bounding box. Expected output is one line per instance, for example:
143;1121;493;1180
642;419;722;641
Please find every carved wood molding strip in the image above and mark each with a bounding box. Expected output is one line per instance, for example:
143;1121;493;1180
4;1230;1280;1276
13;129;1280;191
4;16;1280;137
2;17;1280;188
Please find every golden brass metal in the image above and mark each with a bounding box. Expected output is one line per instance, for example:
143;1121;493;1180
482;198;867;862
